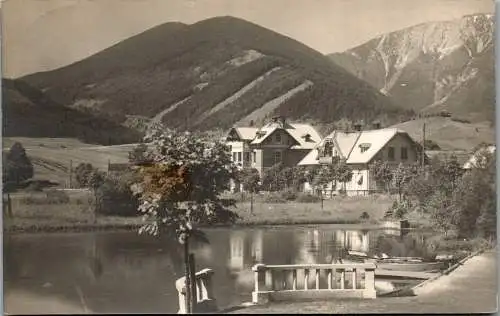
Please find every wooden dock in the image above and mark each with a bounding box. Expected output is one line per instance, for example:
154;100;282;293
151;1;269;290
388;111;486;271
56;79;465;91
375;269;440;279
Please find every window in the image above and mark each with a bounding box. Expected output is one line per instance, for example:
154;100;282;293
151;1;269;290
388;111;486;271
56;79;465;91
237;152;242;162
275;133;282;143
233;152;237;161
274;151;282;164
244;152;250;162
324;142;333;156
359;143;371;153
253;151;256;163
401;147;408;160
388;147;395;161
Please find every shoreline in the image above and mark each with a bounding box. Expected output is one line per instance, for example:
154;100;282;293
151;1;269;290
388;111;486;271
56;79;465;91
2;218;401;234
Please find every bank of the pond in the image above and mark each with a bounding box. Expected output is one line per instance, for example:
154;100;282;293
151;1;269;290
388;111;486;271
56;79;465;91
4;195;397;233
4;218;384;234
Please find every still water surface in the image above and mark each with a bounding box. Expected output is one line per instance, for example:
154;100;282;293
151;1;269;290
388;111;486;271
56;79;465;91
4;225;435;313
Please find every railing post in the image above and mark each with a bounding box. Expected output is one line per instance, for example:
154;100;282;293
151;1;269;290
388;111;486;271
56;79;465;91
363;266;377;299
175;277;187;314
196;269;217;313
252;264;269;304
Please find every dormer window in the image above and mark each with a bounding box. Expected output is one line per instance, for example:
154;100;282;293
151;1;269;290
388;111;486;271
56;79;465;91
256;131;266;138
359;143;371;153
302;133;312;142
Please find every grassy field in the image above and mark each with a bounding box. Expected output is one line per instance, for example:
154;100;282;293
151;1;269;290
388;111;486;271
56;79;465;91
3;190;396;233
393;117;494;151
3;137;136;186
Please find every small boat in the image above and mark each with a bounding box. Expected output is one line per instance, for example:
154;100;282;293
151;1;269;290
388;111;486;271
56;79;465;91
346;250;445;273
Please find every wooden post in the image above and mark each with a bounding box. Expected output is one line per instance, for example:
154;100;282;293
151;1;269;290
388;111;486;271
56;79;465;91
252;264;268;304
7;193;13;219
188;254;197;313
69;159;73;189
421;123;426;169
184;243;192;314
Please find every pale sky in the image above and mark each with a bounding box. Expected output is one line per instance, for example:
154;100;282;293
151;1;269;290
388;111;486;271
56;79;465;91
1;0;495;78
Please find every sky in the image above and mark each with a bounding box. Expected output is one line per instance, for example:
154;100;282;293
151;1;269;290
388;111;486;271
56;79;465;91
1;0;495;78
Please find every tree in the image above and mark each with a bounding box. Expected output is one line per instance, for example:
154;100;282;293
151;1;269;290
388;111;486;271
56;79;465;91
238;168;260;214
312;165;335;210
74;163;95;188
451;150;495;239
96;172;139;216
391;163;419;201
88;169;106;223
128;143;149;165
3;142;34;185
261;163;285;191
335;160;353;195
369;160;393;193
131;126;238;313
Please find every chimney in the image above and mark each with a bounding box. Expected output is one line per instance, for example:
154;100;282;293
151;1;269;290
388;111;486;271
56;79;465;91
372;121;381;130
280;116;286;127
354;122;362;132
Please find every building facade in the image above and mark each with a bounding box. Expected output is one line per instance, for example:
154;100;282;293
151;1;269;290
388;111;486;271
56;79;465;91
299;128;423;196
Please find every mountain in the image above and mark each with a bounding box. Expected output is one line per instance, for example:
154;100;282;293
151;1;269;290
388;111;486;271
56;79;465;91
2;78;142;145
329;13;494;123
21;16;412;132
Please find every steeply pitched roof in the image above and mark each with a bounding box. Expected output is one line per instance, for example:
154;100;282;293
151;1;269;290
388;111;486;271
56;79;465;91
288;123;322;150
298;128;418;166
249;122;321;150
233;127;259;141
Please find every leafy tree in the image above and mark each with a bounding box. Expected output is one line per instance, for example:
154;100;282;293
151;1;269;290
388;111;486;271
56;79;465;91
312;165;335;209
451;150;495;239
128;143;150;165
369;160;393;193
95;172;139;216
237;168;260;214
88;169;106;222
335;160;353;195
74;163;95;188
3;142;34;186
261;163;285;191
392;163;419;201
131;126;238;312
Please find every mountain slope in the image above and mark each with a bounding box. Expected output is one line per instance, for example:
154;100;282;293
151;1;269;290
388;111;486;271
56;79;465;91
2;78;142;145
329;13;494;122
21;16;412;131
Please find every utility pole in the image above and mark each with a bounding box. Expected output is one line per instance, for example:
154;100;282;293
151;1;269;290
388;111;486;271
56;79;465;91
69;159;73;189
421;123;426;169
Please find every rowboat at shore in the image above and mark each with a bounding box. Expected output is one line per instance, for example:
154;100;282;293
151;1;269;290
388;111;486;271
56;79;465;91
346;250;446;273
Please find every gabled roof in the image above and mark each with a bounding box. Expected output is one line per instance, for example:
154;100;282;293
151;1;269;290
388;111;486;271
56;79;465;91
288;123;322;150
227;127;259;141
298;128;418;166
463;145;496;169
347;129;406;164
250;122;321;150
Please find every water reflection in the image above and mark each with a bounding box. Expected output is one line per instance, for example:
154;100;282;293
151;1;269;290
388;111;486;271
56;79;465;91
4;226;435;314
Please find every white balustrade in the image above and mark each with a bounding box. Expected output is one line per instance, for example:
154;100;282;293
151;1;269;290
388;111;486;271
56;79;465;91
176;268;217;314
252;263;377;304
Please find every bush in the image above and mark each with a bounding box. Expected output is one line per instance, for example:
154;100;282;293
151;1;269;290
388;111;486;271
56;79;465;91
95;175;139;216
451;117;471;124
360;212;370;220
263;192;287;204
25;181;43;192
45;190;70;204
280;189;297;201
295;193;320;203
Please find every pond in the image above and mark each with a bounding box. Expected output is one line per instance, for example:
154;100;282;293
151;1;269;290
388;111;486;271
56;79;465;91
4;225;436;314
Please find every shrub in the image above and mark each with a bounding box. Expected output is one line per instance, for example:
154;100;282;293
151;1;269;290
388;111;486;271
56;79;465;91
280;189;297;201
263;192;287;204
360;212;370;220
451;117;471;124
25;182;43;192
45;190;70;204
295;193;320;203
95;175;139;216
